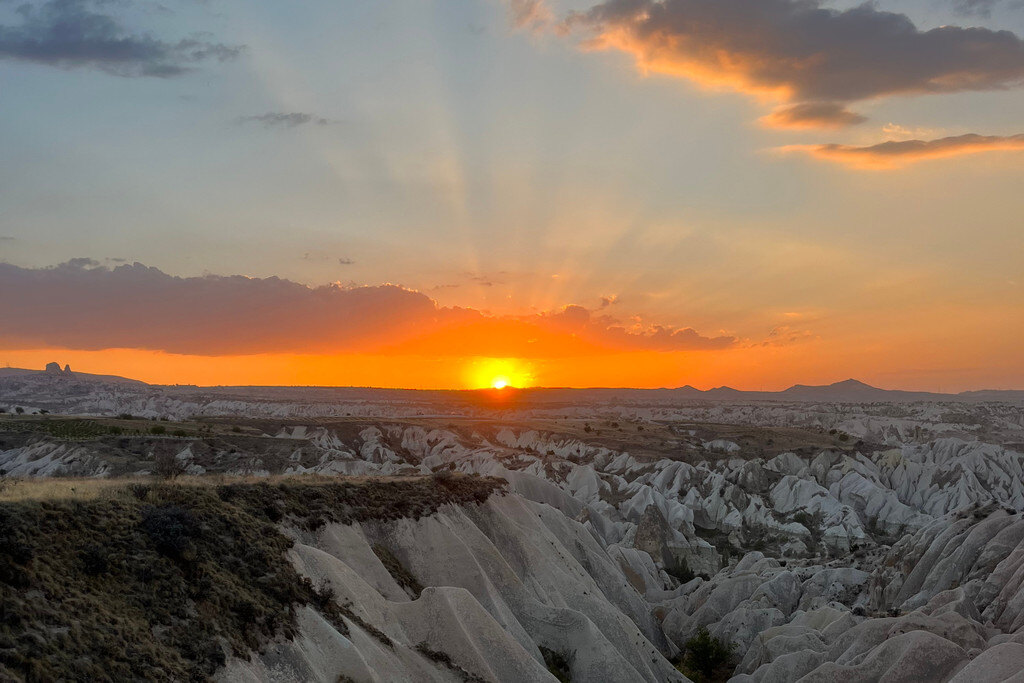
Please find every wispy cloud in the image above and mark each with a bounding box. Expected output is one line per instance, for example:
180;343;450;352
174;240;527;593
0;0;243;77
760;103;867;130
235;112;335;128
779;133;1024;169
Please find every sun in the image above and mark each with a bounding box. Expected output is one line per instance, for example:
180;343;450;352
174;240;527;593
465;357;534;390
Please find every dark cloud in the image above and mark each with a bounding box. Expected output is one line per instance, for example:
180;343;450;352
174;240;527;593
0;0;243;77
235;112;334;128
563;0;1024;127
780;132;1024;168
760;102;867;130
337;257;355;265
0;260;736;356
0;236;14;241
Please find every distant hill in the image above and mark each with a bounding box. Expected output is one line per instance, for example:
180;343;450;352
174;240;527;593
0;365;147;387
1;365;1021;403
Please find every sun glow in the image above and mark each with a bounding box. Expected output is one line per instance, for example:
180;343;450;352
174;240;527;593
466;357;535;390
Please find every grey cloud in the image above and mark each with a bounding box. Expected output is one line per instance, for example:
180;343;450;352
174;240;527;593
338;257;355;265
0;260;438;355
761;102;867;129
0;0;243;77
564;0;1024;126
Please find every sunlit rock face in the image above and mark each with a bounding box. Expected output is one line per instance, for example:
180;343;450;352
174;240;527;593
3;376;1024;681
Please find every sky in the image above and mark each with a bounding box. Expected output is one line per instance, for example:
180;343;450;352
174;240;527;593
0;0;1022;390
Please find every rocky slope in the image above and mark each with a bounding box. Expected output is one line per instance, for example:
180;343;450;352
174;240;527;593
2;380;1024;681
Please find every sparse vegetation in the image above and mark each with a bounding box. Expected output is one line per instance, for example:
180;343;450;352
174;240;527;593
415;642;488;683
371;543;424;597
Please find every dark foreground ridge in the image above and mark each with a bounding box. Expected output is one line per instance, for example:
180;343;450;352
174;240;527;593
0;475;504;681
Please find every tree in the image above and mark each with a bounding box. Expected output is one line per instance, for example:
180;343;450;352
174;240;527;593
14;407;24;415
678;628;736;682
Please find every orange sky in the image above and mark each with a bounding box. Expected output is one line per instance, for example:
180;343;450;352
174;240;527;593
1;1;1022;393
5;328;1021;391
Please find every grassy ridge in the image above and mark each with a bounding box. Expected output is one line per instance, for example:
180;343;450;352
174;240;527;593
0;475;503;681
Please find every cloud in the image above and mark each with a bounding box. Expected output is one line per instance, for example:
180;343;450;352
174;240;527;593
337;257;355;266
235;112;334;128
760;102;867;130
779;132;1024;168
561;0;1024;127
0;260;736;356
0;0;242;77
507;0;554;31
950;0;1008;18
0;236;14;241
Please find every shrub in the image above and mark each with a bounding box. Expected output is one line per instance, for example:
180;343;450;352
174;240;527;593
678;628;736;682
79;544;110;576
540;647;571;682
150;425;166;435
153;451;186;480
432;468;454;483
666;558;696;584
140;505;199;561
127;483;151;501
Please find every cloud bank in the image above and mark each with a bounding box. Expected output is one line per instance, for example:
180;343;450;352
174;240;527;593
559;0;1024;127
780;132;1024;168
0;0;242;77
0;261;735;356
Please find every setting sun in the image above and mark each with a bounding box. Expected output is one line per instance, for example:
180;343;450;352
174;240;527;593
491;377;509;389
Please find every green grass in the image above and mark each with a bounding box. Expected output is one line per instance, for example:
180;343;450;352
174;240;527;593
0;419;125;441
0;475;504;681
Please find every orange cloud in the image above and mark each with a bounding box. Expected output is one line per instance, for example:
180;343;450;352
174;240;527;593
0;261;734;357
779;133;1024;169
